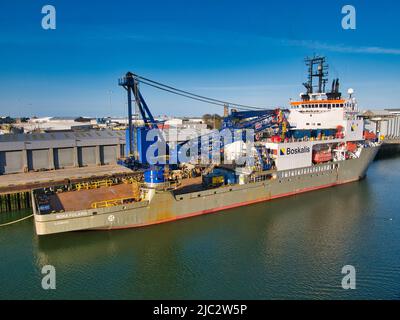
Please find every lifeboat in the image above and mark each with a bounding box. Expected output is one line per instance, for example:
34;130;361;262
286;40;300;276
312;150;333;163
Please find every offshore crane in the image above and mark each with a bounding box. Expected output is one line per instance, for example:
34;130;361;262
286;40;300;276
223;109;289;134
176;108;289;165
118;72;164;160
118;72;289;168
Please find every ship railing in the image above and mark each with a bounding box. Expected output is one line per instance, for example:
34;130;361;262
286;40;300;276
250;172;273;183
91;196;138;209
74;179;114;191
155;180;182;191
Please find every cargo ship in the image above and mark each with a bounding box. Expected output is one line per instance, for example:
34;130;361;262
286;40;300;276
32;57;381;235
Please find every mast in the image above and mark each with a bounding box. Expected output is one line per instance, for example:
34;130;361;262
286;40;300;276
303;56;328;95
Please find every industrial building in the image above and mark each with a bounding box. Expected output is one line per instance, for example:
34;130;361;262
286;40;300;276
0;130;125;175
12;116;97;133
363;109;400;139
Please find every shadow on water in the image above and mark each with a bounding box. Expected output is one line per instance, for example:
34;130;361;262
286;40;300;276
375;144;400;160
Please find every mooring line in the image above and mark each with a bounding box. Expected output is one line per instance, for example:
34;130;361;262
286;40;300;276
0;214;34;227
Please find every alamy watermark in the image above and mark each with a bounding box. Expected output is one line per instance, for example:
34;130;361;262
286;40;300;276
41;5;56;30
341;265;356;290
342;5;356;30
41;265;56;290
40;5;355;31
143;128;256;166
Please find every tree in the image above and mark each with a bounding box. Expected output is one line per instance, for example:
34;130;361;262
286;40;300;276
202;114;222;129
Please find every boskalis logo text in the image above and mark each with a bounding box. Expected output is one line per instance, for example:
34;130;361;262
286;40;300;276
280;146;310;156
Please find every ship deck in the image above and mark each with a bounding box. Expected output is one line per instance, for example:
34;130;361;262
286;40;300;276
39;176;206;213
173;176;205;195
47;184;137;212
0;164;134;195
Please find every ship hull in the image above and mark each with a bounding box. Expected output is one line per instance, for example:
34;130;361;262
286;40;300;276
34;146;379;235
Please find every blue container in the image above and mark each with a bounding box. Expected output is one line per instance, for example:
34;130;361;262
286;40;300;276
224;170;237;185
211;168;237;185
144;168;165;184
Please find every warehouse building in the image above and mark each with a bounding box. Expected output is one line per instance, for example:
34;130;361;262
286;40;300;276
363;109;400;140
0;130;125;175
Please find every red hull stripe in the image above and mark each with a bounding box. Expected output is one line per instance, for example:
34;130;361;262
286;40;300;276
98;178;358;231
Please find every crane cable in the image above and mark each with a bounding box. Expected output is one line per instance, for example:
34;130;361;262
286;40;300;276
135;75;271;111
136;79;228;108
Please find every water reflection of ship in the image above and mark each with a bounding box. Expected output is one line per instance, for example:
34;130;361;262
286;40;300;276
260;179;373;269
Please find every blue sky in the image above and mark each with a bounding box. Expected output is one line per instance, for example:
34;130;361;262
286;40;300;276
0;0;399;117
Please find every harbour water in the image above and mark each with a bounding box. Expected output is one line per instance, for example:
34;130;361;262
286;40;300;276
1;155;400;300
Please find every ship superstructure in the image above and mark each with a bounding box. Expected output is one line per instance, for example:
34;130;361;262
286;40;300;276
32;57;381;235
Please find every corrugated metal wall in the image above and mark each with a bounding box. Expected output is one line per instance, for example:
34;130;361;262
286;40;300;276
101;145;117;165
0;130;125;175
78;146;96;166
28;149;50;171
387;117;400;138
54;147;74;169
0;150;24;174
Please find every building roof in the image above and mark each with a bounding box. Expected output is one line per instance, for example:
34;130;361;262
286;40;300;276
385;108;400;114
0;129;125;143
